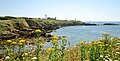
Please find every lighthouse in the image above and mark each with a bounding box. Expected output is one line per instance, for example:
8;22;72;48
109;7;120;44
45;14;47;19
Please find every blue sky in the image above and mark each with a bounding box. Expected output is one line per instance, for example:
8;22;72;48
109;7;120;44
0;0;120;21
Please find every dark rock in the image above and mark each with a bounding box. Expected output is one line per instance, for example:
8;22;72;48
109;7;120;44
84;23;97;26
0;33;17;40
46;34;52;37
103;23;119;25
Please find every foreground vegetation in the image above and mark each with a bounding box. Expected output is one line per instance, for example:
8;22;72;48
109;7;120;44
0;30;120;61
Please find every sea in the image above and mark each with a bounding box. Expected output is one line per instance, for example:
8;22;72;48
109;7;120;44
43;21;120;47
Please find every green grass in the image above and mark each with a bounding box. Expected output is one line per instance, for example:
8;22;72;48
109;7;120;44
0;32;120;61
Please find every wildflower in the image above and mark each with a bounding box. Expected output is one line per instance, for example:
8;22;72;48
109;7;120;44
101;42;104;45
116;52;120;54
7;40;12;43
97;42;102;45
105;44;109;46
24;53;28;56
18;42;23;45
11;42;17;45
52;40;58;43
47;48;54;52
39;43;44;47
100;44;105;47
5;56;10;59
16;58;20;60
108;58;112;61
77;42;85;45
62;37;67;41
35;29;41;33
67;50;70;52
105;56;109;58
31;57;37;60
104;51;107;53
52;36;58;40
100;55;103;57
19;40;25;43
105;59;109;61
116;48;119;50
23;57;25;59
97;42;104;46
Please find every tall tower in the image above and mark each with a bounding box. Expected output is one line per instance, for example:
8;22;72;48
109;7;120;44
75;18;76;21
45;14;47;19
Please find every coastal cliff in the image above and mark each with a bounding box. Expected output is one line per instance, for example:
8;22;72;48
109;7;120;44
0;19;85;40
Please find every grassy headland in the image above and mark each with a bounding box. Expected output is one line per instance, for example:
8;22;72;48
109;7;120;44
0;16;85;44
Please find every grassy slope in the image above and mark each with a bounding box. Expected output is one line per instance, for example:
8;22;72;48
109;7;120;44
0;19;84;35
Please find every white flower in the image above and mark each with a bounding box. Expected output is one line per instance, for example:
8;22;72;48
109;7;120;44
23;57;25;59
116;52;120;54
105;56;108;58
31;57;37;60
16;58;20;60
109;58;112;61
25;53;28;56
5;56;10;59
105;60;109;61
28;52;31;54
116;48;119;50
67;50;70;52
100;55;103;57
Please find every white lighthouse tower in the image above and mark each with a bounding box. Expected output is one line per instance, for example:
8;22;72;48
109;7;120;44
45;14;47;19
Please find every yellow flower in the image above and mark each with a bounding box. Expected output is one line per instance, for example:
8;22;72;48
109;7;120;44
97;42;104;46
35;29;41;33
101;42;104;45
52;36;58;40
11;42;17;45
100;44;105;47
97;42;102;45
18;42;23;45
7;40;12;43
62;37;67;41
52;40;58;43
77;42;85;45
19;40;25;43
39;43;44;47
47;48;54;51
105;44;109;46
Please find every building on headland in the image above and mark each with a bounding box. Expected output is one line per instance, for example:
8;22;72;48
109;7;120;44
45;14;47;19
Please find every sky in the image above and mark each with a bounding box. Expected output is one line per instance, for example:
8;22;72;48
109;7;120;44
0;0;120;21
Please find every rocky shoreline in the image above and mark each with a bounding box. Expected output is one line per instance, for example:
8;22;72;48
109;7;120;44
0;19;119;43
0;19;85;44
